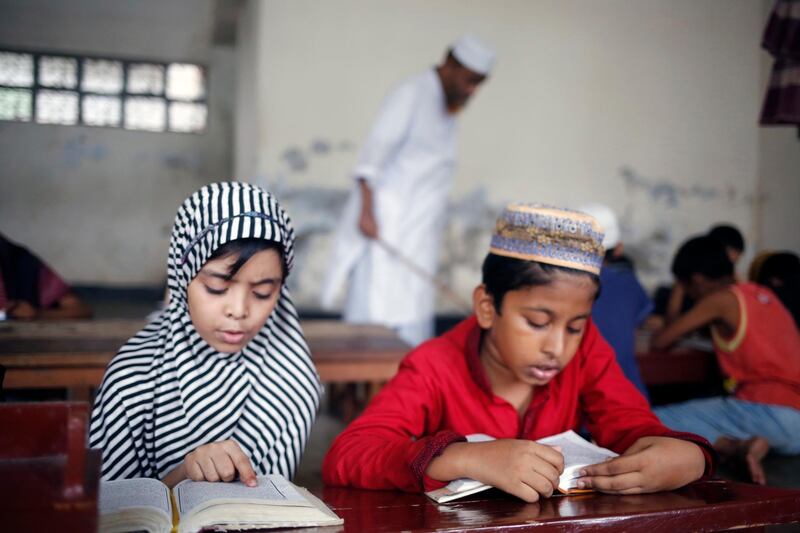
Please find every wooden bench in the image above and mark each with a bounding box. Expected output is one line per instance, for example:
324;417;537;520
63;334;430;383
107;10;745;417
0;402;100;532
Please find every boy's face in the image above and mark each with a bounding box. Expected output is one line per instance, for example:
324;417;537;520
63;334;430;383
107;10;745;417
684;273;715;301
187;249;283;353
475;274;597;387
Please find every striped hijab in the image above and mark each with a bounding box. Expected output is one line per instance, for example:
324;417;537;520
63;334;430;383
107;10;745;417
89;182;322;481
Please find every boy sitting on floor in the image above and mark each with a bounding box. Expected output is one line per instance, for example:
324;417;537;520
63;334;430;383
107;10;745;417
652;235;800;485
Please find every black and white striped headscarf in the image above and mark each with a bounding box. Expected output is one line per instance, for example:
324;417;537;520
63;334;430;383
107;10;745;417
89;182;322;481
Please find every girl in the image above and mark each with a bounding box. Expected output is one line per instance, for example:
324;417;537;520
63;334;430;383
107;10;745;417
323;204;713;501
90;182;321;486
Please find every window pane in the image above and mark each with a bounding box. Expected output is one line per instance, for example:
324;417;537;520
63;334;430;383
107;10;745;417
36;89;78;124
127;63;164;95
39;56;77;88
82;59;123;94
169;102;206;132
166;63;204;100
0;52;34;86
124;96;165;131
0;88;32;121
82;95;120;126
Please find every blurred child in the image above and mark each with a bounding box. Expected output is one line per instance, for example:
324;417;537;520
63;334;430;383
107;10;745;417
90;182;322;486
755;251;800;330
323;204;712;501
708;224;745;266
654;224;745;327
0;232;91;320
652;236;800;485
580;203;652;399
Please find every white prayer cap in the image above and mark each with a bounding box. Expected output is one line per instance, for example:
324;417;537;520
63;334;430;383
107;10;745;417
577;203;621;250
451;35;495;75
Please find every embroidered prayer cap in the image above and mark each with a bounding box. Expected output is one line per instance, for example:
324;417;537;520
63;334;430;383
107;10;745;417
489;204;605;275
452;35;495;76
577;203;620;250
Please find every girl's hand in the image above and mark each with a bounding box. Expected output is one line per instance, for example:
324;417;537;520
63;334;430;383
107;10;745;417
428;439;564;503
576;436;705;494
184;440;258;486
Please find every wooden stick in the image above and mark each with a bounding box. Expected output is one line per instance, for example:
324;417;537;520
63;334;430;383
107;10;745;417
375;237;472;313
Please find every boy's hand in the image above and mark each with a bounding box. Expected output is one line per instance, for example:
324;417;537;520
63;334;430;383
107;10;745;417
429;439;564;502
576;436;705;494
184;440;258;486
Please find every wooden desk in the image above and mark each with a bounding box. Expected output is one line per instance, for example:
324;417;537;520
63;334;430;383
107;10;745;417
310;480;800;532
0;319;408;399
635;331;719;386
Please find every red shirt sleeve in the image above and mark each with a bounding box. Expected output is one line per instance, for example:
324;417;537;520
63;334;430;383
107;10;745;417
579;323;716;476
322;349;464;492
38;263;71;309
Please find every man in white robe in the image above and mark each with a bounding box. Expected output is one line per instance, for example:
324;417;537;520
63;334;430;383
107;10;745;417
322;36;495;346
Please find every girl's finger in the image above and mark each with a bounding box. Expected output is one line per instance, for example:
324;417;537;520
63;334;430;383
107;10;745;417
198;456;220;482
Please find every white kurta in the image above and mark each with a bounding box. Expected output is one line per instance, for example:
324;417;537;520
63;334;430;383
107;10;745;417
322;69;457;331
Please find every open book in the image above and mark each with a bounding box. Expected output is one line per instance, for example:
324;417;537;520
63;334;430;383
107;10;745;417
425;430;618;503
98;474;343;533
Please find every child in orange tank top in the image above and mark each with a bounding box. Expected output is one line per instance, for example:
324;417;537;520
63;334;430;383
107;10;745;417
652;235;800;485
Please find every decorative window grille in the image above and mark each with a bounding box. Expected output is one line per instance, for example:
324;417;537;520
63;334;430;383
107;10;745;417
0;49;207;133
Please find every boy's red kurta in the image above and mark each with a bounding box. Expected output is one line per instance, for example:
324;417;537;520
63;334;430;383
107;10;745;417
323;316;714;492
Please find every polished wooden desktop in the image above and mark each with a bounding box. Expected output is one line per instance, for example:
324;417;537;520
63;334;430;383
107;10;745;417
308;480;800;532
0;318;409;399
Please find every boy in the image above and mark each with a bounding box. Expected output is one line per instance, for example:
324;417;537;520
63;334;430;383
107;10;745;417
652;236;800;485
580;203;652;399
661;224;745;326
323;204;712;501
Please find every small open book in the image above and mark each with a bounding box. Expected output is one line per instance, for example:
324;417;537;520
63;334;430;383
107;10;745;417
98;474;343;533
425;430;618;503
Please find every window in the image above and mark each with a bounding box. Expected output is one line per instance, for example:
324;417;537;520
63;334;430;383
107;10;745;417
0;49;207;133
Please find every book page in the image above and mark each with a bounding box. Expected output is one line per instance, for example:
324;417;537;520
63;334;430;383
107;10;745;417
425;434;496;503
99;477;172;515
536;430;618;478
425;430;618;502
176;478;343;533
175;474;308;516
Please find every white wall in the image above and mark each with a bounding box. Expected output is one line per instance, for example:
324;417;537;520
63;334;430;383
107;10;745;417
0;0;234;285
237;0;768;307
2;0;792;304
758;128;800;254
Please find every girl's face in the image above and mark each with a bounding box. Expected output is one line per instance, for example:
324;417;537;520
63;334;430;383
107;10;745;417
187;249;283;353
476;273;597;387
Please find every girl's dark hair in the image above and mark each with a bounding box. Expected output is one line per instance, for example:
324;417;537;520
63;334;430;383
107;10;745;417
208;238;287;280
671;235;733;282
481;253;600;313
